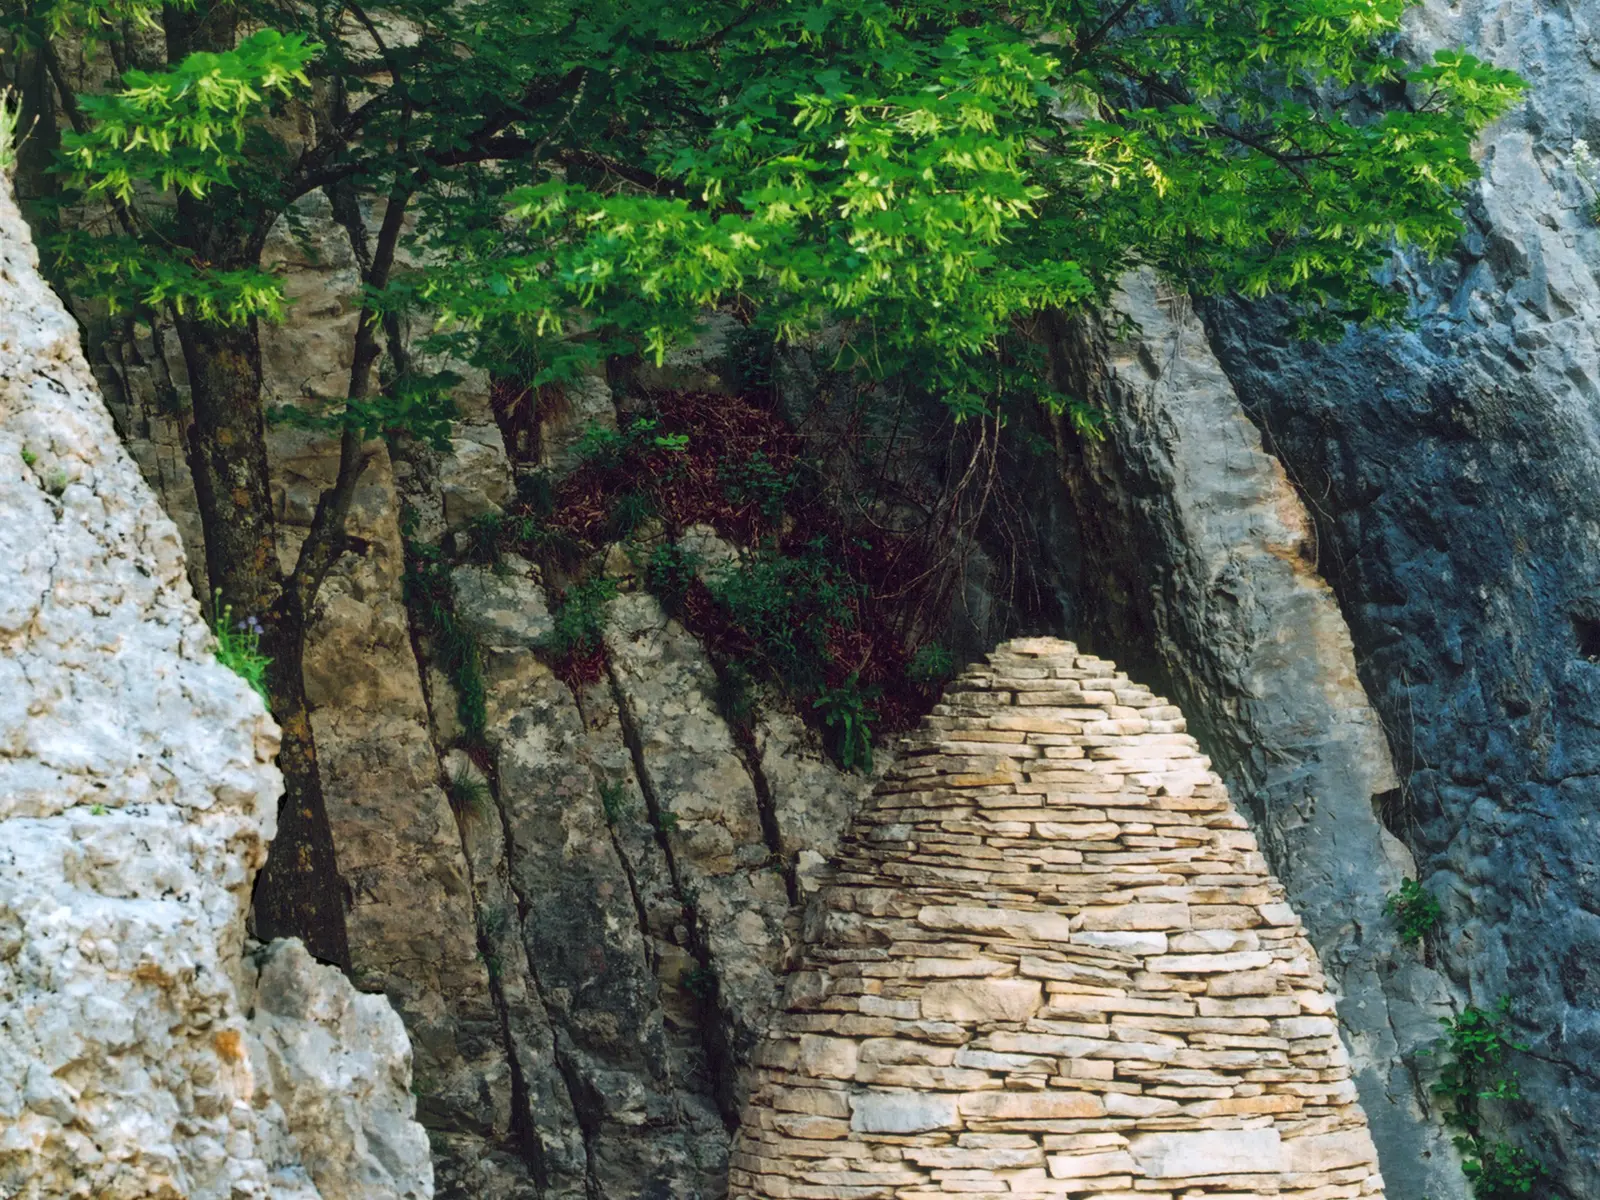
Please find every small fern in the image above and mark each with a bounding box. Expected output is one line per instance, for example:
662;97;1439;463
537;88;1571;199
1385;878;1443;944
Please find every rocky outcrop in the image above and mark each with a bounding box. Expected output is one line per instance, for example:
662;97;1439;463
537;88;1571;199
733;638;1386;1200
0;177;430;1200
1038;273;1464;1198
1199;0;1600;1189
246;940;435;1200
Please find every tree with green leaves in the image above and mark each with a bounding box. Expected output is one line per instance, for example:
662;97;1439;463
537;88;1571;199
1;0;1522;960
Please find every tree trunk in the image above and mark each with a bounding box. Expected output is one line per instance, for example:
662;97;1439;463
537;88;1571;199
175;310;352;969
250;609;352;969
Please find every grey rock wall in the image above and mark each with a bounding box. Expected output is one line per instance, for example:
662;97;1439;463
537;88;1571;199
1202;0;1600;1190
0;177;431;1200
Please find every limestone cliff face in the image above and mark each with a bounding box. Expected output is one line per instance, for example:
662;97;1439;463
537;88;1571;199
1199;0;1600;1190
74;8;1598;1193
0;178;432;1200
92;223;1461;1199
96;213;874;1196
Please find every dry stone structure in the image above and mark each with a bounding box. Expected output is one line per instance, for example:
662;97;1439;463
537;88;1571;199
731;638;1385;1199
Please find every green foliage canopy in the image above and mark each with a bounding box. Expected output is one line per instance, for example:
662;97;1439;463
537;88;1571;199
390;0;1523;415
10;0;1523;424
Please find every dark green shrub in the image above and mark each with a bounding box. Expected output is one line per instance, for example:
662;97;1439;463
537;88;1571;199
907;643;955;686
575;416;690;470
643;542;702;614
813;673;879;773
715;660;759;729
463;511;506;567
682;963;717;1000
1385;877;1443;944
542;576;619;684
607;490;656;540
718;451;795;523
707;542;862;693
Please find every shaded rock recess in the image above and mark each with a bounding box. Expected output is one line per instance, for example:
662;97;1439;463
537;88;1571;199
733;638;1385;1200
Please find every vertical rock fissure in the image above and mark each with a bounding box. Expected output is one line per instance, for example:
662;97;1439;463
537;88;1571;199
723;690;801;907
604;665;687;896
487;770;600;1198
605;660;744;1130
564;683;658;970
422;747;552;1186
547;1033;604;1200
392;525;557;1194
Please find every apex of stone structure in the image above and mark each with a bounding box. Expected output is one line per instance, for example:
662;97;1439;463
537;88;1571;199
731;637;1386;1199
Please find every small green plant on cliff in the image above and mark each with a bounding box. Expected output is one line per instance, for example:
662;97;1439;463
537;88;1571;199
541;576;619;684
714;660;759;731
598;778;635;824
606;490;656;541
447;763;492;816
0;88;23;174
402;534;488;744
642;542;702;615
1385;878;1444;945
19;448;36;468
1430;998;1545;1198
907;644;956;686
708;545;861;689
718;451;795;525
210;590;272;704
814;674;879;774
462;512;507;568
576;417;689;470
681;963;717;1000
1572;140;1600;223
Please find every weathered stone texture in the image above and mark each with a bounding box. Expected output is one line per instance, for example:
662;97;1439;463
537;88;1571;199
606;592;799;1099
244;940;435;1200
0;178;430;1199
732;639;1386;1200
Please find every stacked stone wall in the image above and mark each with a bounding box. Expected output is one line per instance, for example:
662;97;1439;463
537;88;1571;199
731;638;1385;1199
